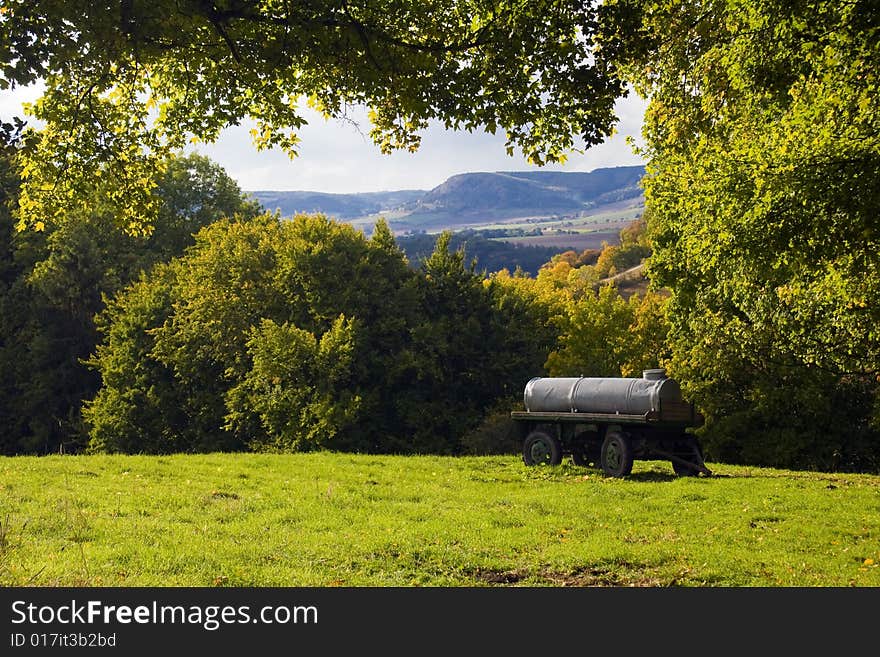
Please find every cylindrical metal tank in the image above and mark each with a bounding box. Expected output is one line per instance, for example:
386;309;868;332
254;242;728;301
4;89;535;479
523;369;682;415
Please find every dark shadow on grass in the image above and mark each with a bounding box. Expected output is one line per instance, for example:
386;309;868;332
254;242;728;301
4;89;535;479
621;471;733;482
465;562;731;587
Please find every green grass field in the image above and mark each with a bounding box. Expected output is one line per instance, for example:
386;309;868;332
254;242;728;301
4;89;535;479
2;453;878;587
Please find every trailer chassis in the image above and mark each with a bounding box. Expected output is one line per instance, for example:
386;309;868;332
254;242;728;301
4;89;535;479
510;410;712;478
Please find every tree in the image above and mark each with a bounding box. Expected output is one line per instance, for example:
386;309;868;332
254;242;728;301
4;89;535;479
83;264;187;453
28;153;261;342
599;0;880;471
3;0;627;233
0;151;259;454
0;119;69;453
146;153;265;260
225;316;362;452
545;284;669;378
0;121;99;454
385;232;558;453
86;213;420;453
397;234;493;451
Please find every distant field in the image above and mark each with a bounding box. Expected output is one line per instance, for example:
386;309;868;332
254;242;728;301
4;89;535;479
472;198;643;233
496;229;623;252
379;197;646;237
2;453;878;587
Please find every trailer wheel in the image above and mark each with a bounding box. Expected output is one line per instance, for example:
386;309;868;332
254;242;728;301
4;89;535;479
600;431;633;477
523;430;562;466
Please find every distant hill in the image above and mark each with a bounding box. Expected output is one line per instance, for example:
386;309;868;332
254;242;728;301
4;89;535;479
249;189;427;219
407;166;644;219
248;165;646;231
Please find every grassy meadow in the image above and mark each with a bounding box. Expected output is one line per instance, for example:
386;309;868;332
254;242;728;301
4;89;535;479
1;453;878;587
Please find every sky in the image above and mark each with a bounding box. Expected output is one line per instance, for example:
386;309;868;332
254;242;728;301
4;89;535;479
0;83;648;194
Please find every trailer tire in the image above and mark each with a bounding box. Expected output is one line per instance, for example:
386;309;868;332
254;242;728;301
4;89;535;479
600;431;633;477
523;430;562;466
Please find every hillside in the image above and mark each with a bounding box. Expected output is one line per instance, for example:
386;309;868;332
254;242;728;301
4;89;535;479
401;166;645;228
249;165;646;231
249;189;427;219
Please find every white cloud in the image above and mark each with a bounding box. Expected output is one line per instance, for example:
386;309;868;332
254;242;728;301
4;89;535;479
1;82;647;194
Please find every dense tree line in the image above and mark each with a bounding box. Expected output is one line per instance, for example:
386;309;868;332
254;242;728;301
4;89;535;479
395;230;563;277
1;125;566;454
83;213;563;455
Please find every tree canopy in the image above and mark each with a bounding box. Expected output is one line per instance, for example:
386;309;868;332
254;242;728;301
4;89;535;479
0;147;261;454
2;0;625;233
600;0;880;470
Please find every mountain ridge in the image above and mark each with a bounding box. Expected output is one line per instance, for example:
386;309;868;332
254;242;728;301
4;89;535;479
250;165;646;230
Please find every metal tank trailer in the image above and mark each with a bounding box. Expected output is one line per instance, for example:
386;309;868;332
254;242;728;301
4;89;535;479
510;369;711;477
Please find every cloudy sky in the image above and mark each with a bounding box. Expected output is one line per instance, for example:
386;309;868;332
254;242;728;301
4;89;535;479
1;83;647;194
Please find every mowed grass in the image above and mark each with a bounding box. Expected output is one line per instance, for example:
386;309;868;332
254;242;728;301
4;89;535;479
1;453;878;587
